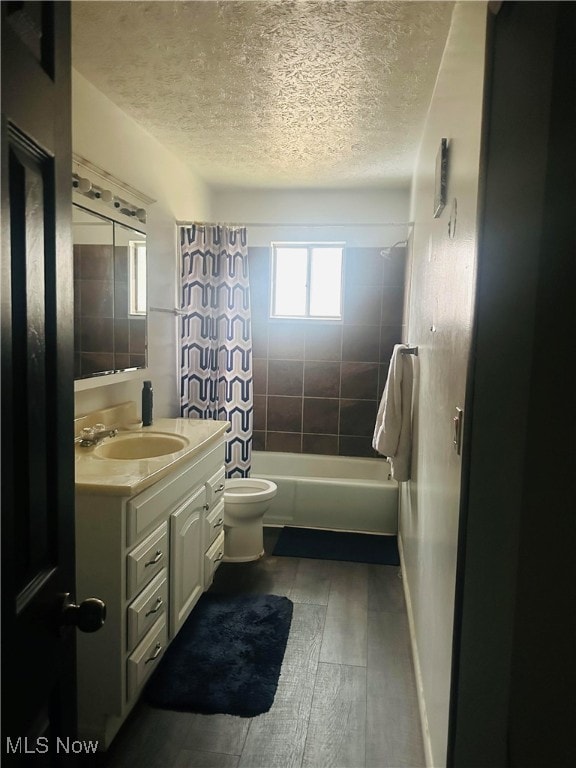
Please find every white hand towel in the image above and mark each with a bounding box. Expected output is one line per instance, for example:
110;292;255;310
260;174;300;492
372;344;414;482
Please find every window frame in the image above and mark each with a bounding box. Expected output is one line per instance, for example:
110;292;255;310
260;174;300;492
269;241;345;321
128;239;147;317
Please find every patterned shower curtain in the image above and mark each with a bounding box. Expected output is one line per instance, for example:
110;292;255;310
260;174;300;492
180;224;252;477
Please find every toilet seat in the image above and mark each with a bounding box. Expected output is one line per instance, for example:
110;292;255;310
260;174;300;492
224;478;277;504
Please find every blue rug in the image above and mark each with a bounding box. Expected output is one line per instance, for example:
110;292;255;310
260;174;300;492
272;526;400;566
144;593;293;717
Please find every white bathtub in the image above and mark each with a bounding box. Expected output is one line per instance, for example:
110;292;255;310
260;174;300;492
251;451;398;534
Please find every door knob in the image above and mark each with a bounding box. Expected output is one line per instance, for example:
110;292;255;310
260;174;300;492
61;594;106;633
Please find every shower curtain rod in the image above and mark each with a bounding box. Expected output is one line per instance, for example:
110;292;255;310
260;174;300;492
177;220;414;228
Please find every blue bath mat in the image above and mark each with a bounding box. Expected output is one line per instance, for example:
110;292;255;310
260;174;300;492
272;526;400;566
144;592;293;717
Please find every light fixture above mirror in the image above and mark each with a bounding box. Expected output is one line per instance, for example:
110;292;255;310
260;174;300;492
72;173;147;224
72;154;154;226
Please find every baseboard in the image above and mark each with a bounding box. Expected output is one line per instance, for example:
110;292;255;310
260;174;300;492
398;533;435;768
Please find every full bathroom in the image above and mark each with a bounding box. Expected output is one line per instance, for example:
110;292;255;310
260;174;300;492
68;0;474;762
3;2;572;768
67;1;550;765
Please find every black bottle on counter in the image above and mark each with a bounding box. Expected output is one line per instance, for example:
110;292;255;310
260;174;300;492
142;380;153;426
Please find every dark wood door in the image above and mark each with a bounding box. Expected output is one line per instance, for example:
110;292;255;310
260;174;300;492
448;2;575;766
1;1;79;760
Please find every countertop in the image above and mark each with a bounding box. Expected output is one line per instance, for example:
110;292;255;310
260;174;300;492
75;417;229;497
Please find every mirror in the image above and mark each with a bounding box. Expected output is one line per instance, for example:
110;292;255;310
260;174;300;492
73;204;147;379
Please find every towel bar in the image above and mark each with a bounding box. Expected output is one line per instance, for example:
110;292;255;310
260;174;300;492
149;306;186;316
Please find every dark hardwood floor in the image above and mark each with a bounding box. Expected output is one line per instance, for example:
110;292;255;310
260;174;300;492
85;528;425;768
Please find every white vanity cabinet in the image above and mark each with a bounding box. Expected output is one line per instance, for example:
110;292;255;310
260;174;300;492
75;433;226;749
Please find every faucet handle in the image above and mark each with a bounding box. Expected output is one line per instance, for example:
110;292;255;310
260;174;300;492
93;423;105;432
81;427;95;439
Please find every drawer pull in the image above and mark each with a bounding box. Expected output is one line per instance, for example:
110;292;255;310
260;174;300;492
145;597;163;617
215;483;225;494
215;552;224;562
144;550;163;567
213;518;224;528
145;643;162;664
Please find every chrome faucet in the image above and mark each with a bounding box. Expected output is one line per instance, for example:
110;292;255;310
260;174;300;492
75;423;118;448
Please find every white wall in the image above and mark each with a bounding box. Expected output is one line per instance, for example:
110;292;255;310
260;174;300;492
400;3;488;766
72;71;212;420
212;187;411;247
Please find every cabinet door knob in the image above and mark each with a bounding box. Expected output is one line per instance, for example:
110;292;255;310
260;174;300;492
61;594;106;633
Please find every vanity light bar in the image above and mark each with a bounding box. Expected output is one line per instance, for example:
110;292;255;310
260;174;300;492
72;173;147;224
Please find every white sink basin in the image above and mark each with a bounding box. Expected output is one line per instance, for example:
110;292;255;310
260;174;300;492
94;432;189;460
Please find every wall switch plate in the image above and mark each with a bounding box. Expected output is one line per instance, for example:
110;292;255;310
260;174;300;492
453;407;463;455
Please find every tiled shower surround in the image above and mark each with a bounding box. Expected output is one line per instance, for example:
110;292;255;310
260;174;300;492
249;245;406;458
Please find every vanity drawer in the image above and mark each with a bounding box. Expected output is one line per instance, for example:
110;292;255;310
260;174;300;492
204;529;225;588
126;442;224;545
126;569;168;651
126;616;167;701
205;466;225;507
126;522;168;600
204;498;225;549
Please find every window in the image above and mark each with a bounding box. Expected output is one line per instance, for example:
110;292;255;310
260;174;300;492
129;240;147;316
270;242;344;319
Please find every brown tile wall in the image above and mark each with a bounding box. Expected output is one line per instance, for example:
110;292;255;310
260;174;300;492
250;244;406;458
74;244;146;378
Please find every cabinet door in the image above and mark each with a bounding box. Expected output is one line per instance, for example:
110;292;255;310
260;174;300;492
170;485;206;636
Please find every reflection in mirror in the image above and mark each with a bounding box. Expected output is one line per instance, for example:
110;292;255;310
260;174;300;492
73;205;147;379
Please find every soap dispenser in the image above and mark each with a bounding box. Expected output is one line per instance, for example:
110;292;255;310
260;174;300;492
142;380;153;426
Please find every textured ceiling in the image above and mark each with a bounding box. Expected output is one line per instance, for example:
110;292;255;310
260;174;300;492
72;1;454;189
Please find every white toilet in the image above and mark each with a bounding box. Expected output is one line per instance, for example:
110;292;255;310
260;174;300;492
223;478;278;562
